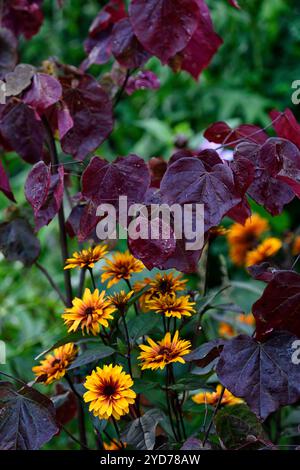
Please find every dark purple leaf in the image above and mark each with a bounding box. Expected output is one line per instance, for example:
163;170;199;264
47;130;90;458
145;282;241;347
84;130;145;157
0;160;15;202
217;332;300;420
173;0;222;80
204;121;268;146
148;157;167;188
0;382;58;450
112;18;150;69
82;0;126;69
129;0;200;63
252;270;300;340
82;154;150;207
270;109;300;149
0;27;17;79
0;218;40;266
0;101;44;163
60;75;113;160
247;262;278;283
25;162;64;230
51;384;77;427
23;73;62;115
185;339;225;367
128;217;176;270
57;102;74;139
160;157;240;231
25;161;51;213
65;204;85;238
2;0;44;39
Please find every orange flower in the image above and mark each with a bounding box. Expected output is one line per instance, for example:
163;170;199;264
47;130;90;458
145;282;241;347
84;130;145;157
83;364;136;420
134;272;187;310
219;322;235;338
138;331;191;370
146;293;195;319
192;385;243;406
108;290;134;312
237;313;255;327
62;288;115;335
292;236;300;256
101;251;144;288
227;214;269;266
32;343;78;385
103;440;126;450
245;237;282;266
64;245;108;270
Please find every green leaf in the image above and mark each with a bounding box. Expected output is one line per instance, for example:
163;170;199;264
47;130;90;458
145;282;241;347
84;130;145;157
123;312;161;342
34;333;99;360
68;345;115;370
132;378;160;394
214;404;266;450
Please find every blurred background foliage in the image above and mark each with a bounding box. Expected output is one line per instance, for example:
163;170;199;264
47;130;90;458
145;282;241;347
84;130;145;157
1;0;300;448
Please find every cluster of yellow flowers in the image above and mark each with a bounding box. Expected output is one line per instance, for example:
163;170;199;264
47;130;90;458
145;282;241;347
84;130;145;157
33;246;203;421
227;214;282;267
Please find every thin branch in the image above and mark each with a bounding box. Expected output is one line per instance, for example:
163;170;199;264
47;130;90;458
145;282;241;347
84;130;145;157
65;374;87;450
35;262;67;305
113;69;131;108
202;385;225;446
42;116;73;306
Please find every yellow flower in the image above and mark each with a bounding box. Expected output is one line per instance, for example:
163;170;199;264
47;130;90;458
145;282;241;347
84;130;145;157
227;214;269;266
83;364;136;420
192;385;243;406
101;251;144;288
135;272;187;310
64;245;108;270
62;288;115;335
146;293;195;319
138;331;191;370
32;343;78;385
292;236;300;256
108;290;134;312
245;237;282;266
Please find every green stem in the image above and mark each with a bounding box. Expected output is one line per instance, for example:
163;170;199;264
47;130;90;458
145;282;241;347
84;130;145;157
88;267;96;290
202;385;225;446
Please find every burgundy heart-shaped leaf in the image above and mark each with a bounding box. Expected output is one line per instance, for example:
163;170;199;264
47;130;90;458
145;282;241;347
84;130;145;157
112;18;150;69
60;75;113;160
173;0;222;80
23;73;62;115
270;109;300;149
160;157;240;231
0;101;44;164
252;270;300;340
129;0;200;63
25;162;64;230
82;154;151;207
217;332;300;420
